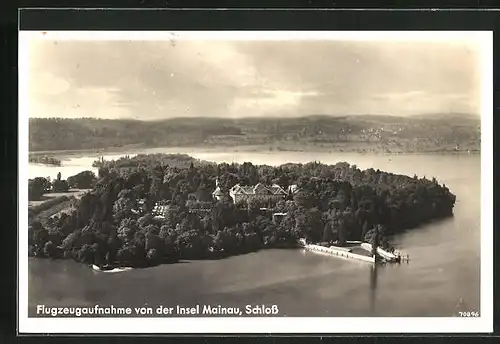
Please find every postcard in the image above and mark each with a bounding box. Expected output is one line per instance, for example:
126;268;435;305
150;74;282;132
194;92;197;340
18;28;493;334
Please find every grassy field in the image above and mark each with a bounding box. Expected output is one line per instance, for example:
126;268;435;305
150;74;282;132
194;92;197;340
28;189;90;208
29;189;91;223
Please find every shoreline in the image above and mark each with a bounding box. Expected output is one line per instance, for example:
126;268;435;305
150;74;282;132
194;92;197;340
29;144;481;160
30;242;303;270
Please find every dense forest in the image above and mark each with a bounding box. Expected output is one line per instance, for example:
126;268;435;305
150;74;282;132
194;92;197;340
28;154;456;268
29;114;480;153
29;172;72;201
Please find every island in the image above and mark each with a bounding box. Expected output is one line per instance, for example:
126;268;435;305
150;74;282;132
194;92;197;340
28;153;457;269
29;155;62;166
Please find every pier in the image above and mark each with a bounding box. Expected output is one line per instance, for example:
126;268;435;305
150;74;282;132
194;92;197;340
298;238;409;264
303;244;376;263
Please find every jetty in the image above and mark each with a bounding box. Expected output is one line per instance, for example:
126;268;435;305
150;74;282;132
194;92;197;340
297;238;409;264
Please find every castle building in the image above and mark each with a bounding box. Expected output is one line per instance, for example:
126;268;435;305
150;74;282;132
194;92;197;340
229;183;287;204
212;177;299;204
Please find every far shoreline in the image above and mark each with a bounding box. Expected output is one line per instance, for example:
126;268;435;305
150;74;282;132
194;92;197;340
29;143;481;160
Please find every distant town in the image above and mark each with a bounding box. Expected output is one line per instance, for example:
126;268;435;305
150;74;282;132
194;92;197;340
28;114;480;154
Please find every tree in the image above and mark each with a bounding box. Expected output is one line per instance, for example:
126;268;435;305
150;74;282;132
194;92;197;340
146;248;162;264
137;213;154;229
52;179;69;192
32;224;49;250
116;244;137;264
43;241;57;257
370;225;380;256
132;184;145;199
67;171;97;189
76;193;100;228
322;224;333;242
98;167;110;179
211;200;236;232
337;217;347;246
145;233;164;251
78;244;94;263
113;196;135;224
60;230;81;251
148;170;163;202
275;199;286;212
294;191;313;208
361;220;369;242
247;197;262;216
91;242;105;265
117;218;138;243
28;180;45;201
28;177;51;200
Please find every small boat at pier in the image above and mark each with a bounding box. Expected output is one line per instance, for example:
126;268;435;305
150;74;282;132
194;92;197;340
91;264;133;273
360;243;409;263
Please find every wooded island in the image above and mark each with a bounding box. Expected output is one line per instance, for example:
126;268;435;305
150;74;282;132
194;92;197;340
28;154;456;268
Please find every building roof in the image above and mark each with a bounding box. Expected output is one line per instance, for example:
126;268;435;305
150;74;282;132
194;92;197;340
230;183;287;196
212;186;224;196
153;205;169;214
269;183;287;195
153;202;179;215
230;184;253;194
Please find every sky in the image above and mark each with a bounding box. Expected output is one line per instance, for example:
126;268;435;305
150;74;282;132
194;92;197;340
24;33;484;120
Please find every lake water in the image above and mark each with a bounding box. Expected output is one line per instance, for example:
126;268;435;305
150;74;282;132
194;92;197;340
27;150;481;317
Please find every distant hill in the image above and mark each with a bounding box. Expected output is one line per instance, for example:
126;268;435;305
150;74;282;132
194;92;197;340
28;114;481;153
410;112;477;119
409;113;479;123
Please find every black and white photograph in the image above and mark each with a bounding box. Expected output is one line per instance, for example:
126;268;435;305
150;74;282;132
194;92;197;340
18;30;492;333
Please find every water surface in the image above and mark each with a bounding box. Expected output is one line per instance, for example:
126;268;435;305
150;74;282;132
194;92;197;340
28;150;480;317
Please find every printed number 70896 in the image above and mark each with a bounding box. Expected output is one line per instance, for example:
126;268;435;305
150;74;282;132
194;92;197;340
458;311;479;317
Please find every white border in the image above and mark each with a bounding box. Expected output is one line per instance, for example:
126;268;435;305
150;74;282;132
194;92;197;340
18;30;493;334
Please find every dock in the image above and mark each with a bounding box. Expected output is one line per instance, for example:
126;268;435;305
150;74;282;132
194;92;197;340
298;238;409;264
303;243;376;263
298;239;375;264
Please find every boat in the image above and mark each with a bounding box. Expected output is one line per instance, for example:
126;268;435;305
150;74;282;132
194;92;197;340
91;264;133;273
360;243;409;263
